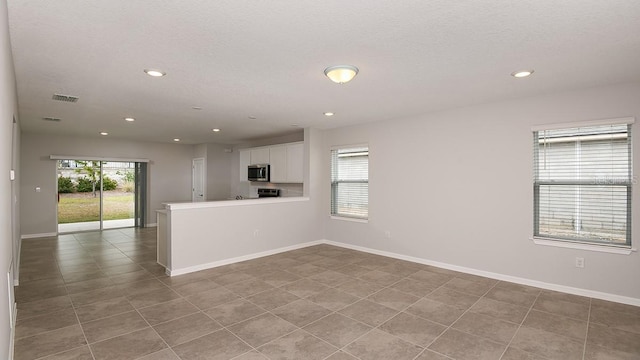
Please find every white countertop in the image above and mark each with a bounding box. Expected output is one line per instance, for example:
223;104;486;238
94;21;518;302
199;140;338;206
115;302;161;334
164;196;309;210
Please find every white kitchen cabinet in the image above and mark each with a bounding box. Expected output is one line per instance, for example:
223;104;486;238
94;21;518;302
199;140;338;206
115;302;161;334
239;149;250;182
269;145;287;183
286;142;304;183
250;147;270;164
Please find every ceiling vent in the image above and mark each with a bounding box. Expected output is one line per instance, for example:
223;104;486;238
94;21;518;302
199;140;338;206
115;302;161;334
42;117;61;122
52;93;79;103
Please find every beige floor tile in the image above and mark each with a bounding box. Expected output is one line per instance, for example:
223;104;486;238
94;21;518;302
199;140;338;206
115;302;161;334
533;295;590;321
379;312;446;347
339;299;399;327
204;298;266;326
308;270;354;286
281;278;331;298
233;351;270;359
484;286;539;308
334;279;386;298
225;278;275;297
425;286;480;310
16;295;73;321
390;278;437;298
184;286;239;310
589;304;640;334
470;297;530;324
406;298;466;326
127;287;182;308
15;308;78;339
153;312;222;346
443;277;497;296
246;288;300;310
82;310;149;343
254;269;302;287
14;325;87;360
304;313;372;348
428;328;506;360
367;287;420;311
138;298;199;325
272;299;332;327
413;349;452;360
587;322;640;355
90;327;167;360
358;270;402;286
408;270;453;288
523;309;588;341
452;311;519;344
345;328;423;360
325;351;360;360
258;329;337;359
228;313;298;347
501;347;547;360
510;326;584;360
584;342;640;360
74;296;134;323
306;288;360;311
40;345;94;360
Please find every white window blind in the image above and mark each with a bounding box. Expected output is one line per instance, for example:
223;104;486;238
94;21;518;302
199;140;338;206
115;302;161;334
533;123;632;247
331;146;369;220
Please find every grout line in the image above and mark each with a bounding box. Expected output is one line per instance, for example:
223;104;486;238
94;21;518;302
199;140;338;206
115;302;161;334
582;298;592;360
497;285;543;360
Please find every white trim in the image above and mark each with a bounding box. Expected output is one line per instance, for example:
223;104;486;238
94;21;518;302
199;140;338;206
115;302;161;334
531;237;635;255
531;116;634;132
330;143;369;151
49;155;149;162
322;240;640;307
330;216;369;223
168;240;324;276
21;232;57;239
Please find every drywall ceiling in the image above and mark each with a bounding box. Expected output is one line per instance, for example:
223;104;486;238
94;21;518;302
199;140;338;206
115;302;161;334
7;1;640;144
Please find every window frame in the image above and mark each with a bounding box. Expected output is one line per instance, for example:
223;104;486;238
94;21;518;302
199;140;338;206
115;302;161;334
330;144;369;222
531;117;634;252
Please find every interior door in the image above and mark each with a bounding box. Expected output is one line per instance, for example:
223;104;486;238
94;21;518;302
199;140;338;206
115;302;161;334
192;158;205;202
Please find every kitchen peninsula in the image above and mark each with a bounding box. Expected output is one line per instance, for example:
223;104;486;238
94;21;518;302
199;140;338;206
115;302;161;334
157;196;316;276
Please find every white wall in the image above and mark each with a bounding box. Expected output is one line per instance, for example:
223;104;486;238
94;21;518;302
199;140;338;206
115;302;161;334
20;133;195;236
0;0;18;357
323;82;640;302
206;143;233;200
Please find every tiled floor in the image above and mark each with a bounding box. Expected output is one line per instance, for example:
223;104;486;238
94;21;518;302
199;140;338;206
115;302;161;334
14;228;640;360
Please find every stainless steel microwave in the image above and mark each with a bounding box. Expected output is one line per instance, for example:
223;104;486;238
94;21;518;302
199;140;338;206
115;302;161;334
248;164;270;182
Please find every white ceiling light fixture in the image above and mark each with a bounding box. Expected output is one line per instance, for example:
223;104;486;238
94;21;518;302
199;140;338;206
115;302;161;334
511;70;534;78
324;112;334;117
324;65;359;84
212;128;221;132
144;69;166;77
173;138;180;142
124;117;135;122
100;132;108;136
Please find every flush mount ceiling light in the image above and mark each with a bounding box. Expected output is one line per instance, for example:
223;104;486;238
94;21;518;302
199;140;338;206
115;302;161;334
144;69;166;77
324;112;335;117
100;132;108;136
511;70;534;78
124;117;135;122
212;128;221;132
324;65;359;84
173;138;180;142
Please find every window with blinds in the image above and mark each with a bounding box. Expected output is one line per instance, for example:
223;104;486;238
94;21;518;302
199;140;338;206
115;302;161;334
533;122;632;247
331;146;369;220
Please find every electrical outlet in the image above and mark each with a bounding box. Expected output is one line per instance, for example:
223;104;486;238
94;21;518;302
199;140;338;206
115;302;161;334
384;231;391;239
575;257;585;268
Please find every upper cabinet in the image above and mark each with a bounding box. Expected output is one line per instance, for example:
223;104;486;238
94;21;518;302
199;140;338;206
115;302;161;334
250;147;270;165
239;142;304;183
239;149;251;182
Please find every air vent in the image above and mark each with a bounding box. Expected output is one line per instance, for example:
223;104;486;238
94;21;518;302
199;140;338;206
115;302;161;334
42;117;61;122
52;94;79;103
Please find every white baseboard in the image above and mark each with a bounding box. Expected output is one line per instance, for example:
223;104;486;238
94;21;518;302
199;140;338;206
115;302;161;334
168;240;324;276
8;303;16;360
21;232;57;239
323;240;640;307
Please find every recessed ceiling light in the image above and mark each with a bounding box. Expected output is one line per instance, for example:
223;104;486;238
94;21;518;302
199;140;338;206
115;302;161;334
192;106;202;110
173;138;180;142
324;112;334;116
124;117;135;122
248;116;257;119
144;69;166;77
291;124;299;127
100;132;108;136
511;70;534;78
212;128;221;132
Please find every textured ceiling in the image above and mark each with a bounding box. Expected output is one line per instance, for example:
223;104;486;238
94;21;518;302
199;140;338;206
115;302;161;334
7;0;640;144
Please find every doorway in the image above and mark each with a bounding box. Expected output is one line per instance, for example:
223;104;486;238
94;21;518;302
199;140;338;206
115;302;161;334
57;159;145;233
192;157;205;202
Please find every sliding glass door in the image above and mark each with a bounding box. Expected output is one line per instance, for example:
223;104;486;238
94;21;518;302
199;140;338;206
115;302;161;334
57;159;146;233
